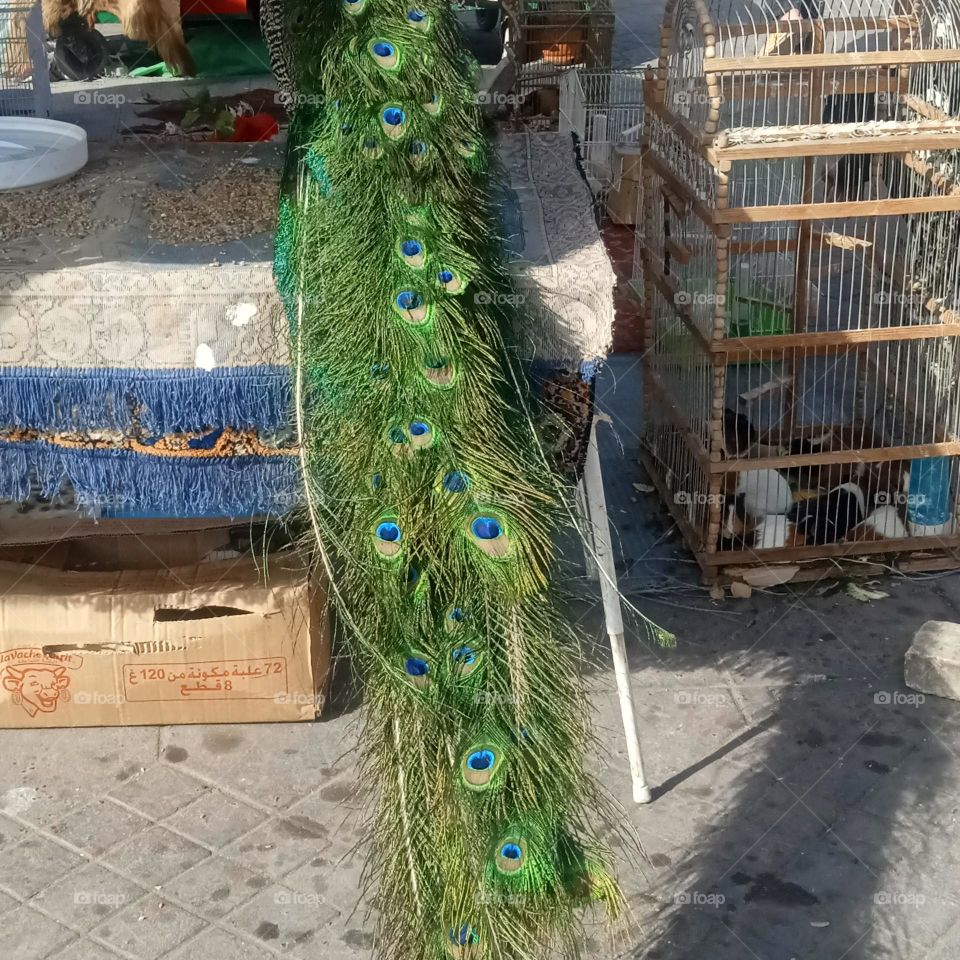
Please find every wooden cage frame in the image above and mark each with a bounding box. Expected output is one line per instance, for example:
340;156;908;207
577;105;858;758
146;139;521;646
639;0;960;584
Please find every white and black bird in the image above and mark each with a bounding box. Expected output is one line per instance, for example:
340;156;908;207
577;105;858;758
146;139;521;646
737;468;794;519
789;481;866;545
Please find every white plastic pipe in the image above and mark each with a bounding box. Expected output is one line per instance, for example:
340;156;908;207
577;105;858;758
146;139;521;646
581;421;653;804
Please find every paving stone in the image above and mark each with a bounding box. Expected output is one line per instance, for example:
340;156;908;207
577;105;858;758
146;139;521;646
0;905;77;959
44;939;128;960
281;853;366;915
30;862;147;932
164;856;267;920
0;887;20;916
781;837;955;953
49;801;152;857
1;728;157;826
619;686;749;784
225;884;342;957
108;766;212;821
0;813;31;849
162;791;266;849
104;825;210;887
166;927;277;960
158;726;339;808
91;894;205;960
222;816;329;881
0;835;87;899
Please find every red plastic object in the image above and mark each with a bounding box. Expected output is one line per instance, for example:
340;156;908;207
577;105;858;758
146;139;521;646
180;0;248;15
223;113;280;142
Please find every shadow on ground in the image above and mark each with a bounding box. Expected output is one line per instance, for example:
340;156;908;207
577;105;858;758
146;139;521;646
578;355;960;959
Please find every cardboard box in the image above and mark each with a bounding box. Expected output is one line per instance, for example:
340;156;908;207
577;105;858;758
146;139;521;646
0;549;331;728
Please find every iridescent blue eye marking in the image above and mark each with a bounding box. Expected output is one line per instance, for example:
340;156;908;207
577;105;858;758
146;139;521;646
472;516;502;540
376;522;401;542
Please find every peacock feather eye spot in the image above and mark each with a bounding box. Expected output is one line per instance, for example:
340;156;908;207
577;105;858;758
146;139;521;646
438;268;465;294
423;357;455;388
343;0;365;10
369;38;400;69
388;427;407;444
381;105;408;139
405;656;429;679
452;645;476;666
371;473;382;491
495;836;528;872
443;471;470;493
396;290;423;311
450;607;466;622
468;514;510;558
468;749;494;770
408;420;434;448
371;362;390;380
472;516;502;540
410;141;428;159
407;8;432;31
461;743;499;787
423;92;442;115
374;517;403;558
341;123;352;134
401;240;422;258
407;565;420;584
376;522;401;543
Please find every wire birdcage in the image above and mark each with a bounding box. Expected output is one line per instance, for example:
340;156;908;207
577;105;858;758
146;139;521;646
638;0;960;584
560;67;645;200
0;1;49;117
506;0;615;95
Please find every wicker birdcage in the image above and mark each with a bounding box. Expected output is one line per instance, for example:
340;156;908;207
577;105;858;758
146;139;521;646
0;0;49;117
504;0;615;95
638;0;960;584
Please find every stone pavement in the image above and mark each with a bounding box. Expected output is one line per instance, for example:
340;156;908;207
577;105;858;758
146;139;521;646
2;356;960;959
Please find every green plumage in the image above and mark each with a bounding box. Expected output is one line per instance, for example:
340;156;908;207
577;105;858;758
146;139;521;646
269;2;623;957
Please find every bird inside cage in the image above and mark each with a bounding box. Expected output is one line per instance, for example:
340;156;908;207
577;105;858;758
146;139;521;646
42;0;195;77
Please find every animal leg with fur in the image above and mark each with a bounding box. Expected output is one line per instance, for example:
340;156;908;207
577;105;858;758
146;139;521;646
41;0;195;76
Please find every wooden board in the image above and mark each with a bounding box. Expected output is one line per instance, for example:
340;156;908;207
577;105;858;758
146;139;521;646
713;193;960;224
716;127;960;160
715;323;960;359
707;48;960;72
711;440;960;474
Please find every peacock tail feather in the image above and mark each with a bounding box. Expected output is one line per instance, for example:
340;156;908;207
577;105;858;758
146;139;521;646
265;1;627;957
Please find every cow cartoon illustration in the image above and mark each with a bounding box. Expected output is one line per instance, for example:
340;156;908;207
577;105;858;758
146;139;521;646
2;665;72;717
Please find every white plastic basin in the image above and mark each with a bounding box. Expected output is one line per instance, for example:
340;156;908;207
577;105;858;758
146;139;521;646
0;117;88;191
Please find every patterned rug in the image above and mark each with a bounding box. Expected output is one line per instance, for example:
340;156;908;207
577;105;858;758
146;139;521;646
0;132;613;515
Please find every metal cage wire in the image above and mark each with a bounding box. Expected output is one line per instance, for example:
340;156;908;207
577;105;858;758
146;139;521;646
638;0;960;580
559;67;645;197
0;0;49;117
505;0;615;93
